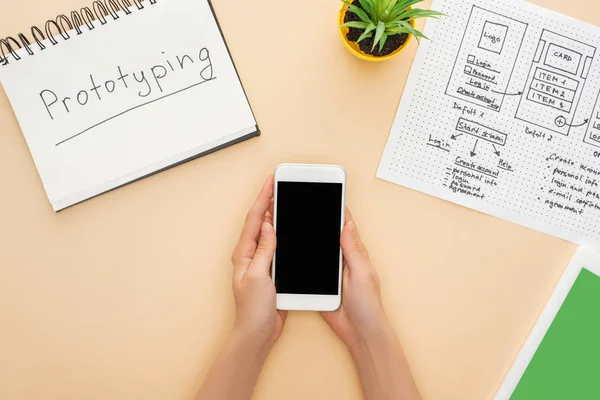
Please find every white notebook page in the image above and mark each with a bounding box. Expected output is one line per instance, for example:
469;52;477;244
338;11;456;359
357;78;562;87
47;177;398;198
0;0;256;210
378;0;600;250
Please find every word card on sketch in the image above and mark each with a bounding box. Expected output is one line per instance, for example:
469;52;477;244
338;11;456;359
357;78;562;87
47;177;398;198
378;0;600;250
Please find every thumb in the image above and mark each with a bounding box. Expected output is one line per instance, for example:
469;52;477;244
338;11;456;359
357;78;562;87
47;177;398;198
249;221;277;276
340;220;369;272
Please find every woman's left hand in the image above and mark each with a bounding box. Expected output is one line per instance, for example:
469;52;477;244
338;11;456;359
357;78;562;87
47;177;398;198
230;176;287;349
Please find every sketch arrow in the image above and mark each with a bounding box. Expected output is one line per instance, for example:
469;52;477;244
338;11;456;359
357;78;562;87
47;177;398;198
492;144;500;157
470;139;478;157
491;89;523;96
451;133;463;140
566;118;589;128
554;116;589;129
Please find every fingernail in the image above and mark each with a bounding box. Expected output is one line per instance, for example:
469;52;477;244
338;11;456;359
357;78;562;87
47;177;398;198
347;221;355;233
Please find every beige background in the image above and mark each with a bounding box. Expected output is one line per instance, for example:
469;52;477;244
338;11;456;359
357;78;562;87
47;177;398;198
0;0;596;398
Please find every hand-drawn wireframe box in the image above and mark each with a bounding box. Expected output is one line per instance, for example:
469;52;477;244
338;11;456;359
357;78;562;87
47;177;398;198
525;68;579;113
515;30;596;136
445;6;528;112
456;117;508;146
585;91;600;148
478;21;509;54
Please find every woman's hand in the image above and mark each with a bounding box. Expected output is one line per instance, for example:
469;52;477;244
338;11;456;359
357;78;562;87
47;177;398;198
321;209;422;400
231;176;287;349
196;177;286;400
198;183;419;400
320;208;390;350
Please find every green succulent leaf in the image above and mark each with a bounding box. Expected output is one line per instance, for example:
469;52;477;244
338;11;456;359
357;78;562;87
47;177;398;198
384;26;411;35
373;0;384;20
378;32;388;53
399;8;446;20
342;0;372;23
396;19;429;40
372;20;386;51
363;22;377;35
341;21;370;29
377;0;396;22
357;0;375;16
389;0;425;19
357;22;376;43
391;0;424;13
381;0;397;16
356;30;374;43
384;20;398;29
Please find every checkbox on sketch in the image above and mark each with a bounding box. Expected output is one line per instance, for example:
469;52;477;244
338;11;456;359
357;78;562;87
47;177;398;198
597;111;600;119
467;55;475;63
464;65;472;74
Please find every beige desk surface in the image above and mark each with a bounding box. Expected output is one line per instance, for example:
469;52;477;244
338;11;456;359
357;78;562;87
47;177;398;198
0;0;596;398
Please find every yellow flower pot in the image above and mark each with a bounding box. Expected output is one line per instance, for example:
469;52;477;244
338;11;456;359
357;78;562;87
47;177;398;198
339;2;415;62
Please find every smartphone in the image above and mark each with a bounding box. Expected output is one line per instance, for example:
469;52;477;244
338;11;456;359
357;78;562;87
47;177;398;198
272;163;346;311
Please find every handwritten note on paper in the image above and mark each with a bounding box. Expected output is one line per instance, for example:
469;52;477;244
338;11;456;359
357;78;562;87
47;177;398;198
40;47;216;146
378;0;600;250
0;0;256;211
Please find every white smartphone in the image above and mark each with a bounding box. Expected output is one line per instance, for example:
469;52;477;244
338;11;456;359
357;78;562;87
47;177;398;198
272;163;346;311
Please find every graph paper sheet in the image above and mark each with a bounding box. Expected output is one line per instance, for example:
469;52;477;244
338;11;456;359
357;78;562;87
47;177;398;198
378;0;600;250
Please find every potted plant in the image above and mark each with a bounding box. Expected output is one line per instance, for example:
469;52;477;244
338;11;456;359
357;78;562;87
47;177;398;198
339;0;444;61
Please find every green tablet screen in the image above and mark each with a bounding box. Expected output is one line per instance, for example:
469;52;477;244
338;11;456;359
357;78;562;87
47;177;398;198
510;268;600;400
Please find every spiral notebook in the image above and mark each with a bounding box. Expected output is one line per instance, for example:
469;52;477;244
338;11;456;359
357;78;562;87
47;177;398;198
0;0;258;211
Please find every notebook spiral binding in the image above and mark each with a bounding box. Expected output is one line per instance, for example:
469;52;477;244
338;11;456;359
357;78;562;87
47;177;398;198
0;0;157;66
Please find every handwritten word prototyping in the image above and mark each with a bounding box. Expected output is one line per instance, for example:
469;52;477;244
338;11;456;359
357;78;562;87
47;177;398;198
39;47;214;122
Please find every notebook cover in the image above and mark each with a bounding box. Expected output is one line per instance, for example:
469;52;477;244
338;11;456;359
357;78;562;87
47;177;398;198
51;0;260;210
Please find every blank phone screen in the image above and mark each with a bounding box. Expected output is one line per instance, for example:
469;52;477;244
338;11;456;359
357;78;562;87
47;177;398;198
274;181;343;295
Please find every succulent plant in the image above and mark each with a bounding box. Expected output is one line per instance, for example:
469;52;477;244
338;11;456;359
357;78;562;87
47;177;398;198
341;0;444;53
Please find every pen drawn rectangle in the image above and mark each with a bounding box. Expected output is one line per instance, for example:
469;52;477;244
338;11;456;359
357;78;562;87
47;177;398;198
445;6;528;112
515;30;596;136
585;91;600;148
534;40;546;63
456;118;508;145
478;21;509;54
544;43;582;75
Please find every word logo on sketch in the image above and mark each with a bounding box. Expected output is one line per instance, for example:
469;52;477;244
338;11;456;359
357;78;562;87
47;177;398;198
515;30;596;137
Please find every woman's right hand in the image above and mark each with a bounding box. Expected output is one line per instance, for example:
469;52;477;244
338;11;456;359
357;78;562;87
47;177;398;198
322;209;422;400
320;208;392;350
